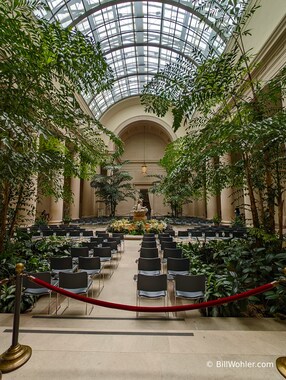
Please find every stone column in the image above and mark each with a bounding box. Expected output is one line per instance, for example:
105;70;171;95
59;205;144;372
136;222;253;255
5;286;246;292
81;179;93;217
243;190;253;227
18;175;38;226
206;195;217;221
193;198;206;218
49;197;64;224
220;154;234;224
70;176;81;220
49;170;64;224
69;153;81;220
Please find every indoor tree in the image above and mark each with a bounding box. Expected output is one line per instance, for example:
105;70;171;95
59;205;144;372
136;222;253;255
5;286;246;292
0;0;120;252
141;1;286;235
148;139;194;217
90;160;137;217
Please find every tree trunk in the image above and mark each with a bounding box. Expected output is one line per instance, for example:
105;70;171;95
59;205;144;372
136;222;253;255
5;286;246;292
276;144;284;241
243;154;260;228
8;184;25;240
0;182;10;253
264;149;276;234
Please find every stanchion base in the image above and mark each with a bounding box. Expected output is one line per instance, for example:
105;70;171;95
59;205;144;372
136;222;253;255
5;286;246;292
0;343;32;373
276;357;286;379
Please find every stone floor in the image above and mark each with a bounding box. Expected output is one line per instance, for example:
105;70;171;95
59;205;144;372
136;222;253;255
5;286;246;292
0;236;285;379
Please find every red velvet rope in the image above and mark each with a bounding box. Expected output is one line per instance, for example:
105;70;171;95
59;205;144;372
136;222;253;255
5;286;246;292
27;275;275;313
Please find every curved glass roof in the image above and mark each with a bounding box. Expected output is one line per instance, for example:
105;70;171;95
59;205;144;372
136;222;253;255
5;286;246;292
37;0;246;118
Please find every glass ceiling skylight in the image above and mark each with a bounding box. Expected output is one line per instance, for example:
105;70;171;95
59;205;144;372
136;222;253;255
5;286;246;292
37;0;246;118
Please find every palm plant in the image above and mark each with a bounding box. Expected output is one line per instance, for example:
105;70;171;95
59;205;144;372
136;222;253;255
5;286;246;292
90;160;137;217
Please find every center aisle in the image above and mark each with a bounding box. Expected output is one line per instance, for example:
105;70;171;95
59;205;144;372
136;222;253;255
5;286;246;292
88;237;200;321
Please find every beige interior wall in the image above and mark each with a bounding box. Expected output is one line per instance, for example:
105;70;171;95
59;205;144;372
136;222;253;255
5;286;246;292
99;96;184;218
238;0;285;58
100;97;181;147
116;132;170;216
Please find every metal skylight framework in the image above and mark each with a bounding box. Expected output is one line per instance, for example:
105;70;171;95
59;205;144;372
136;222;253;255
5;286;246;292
37;0;246;118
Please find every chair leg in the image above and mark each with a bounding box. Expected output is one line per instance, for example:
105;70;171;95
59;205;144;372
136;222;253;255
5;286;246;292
174;294;177;317
165;296;169;319
56;293;58;315
136;292;139;318
48;292;51;314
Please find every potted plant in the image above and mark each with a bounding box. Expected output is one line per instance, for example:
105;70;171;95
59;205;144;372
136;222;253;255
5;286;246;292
212;214;221;226
62;215;72;225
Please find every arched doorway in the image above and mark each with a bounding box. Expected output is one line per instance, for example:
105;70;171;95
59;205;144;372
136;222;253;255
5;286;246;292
116;121;172;217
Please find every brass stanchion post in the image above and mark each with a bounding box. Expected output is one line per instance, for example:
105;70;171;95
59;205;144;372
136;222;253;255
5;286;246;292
276;268;286;378
0;263;32;373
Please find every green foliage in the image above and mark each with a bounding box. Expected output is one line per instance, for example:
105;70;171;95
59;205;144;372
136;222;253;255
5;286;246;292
182;237;286;318
141;0;286;237
231;215;245;228
148;139;194;216
0;283;35;313
107;219;167;235
90;160;137;217
0;235;73;313
34;216;48;227
212;214;221;225
0;0;118;251
0;236;72;280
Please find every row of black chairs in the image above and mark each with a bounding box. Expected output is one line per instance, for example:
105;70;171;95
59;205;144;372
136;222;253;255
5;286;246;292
135;234;205;317
136;273;206;317
23;233;125;314
31;229;94;237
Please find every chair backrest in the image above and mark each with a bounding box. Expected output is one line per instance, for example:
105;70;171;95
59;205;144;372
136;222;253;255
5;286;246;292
143;233;155;238
141;241;157;249
189;231;202;237
205;230;216;237
158;233;170;239
50;256;73;270
96;232;109;239
42;230;54;236
165;230;175;236
82;230;94;237
90;237;104;244
78;256;101;270
84;242;99;250
102;241;118;250
138;257;161;272
167;257;190;272
70;247;89;258
69;230;81;237
177;230;189;237
107;236;121;245
139;247;159;258
160;241;177;250
55;230;67;236
137;273;167;292
93;246;112;258
175;274;206;293
23;272;51;289
159;236;173;244
112;233;124;241
59;271;88;289
163;248;183;260
142;236;156;242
